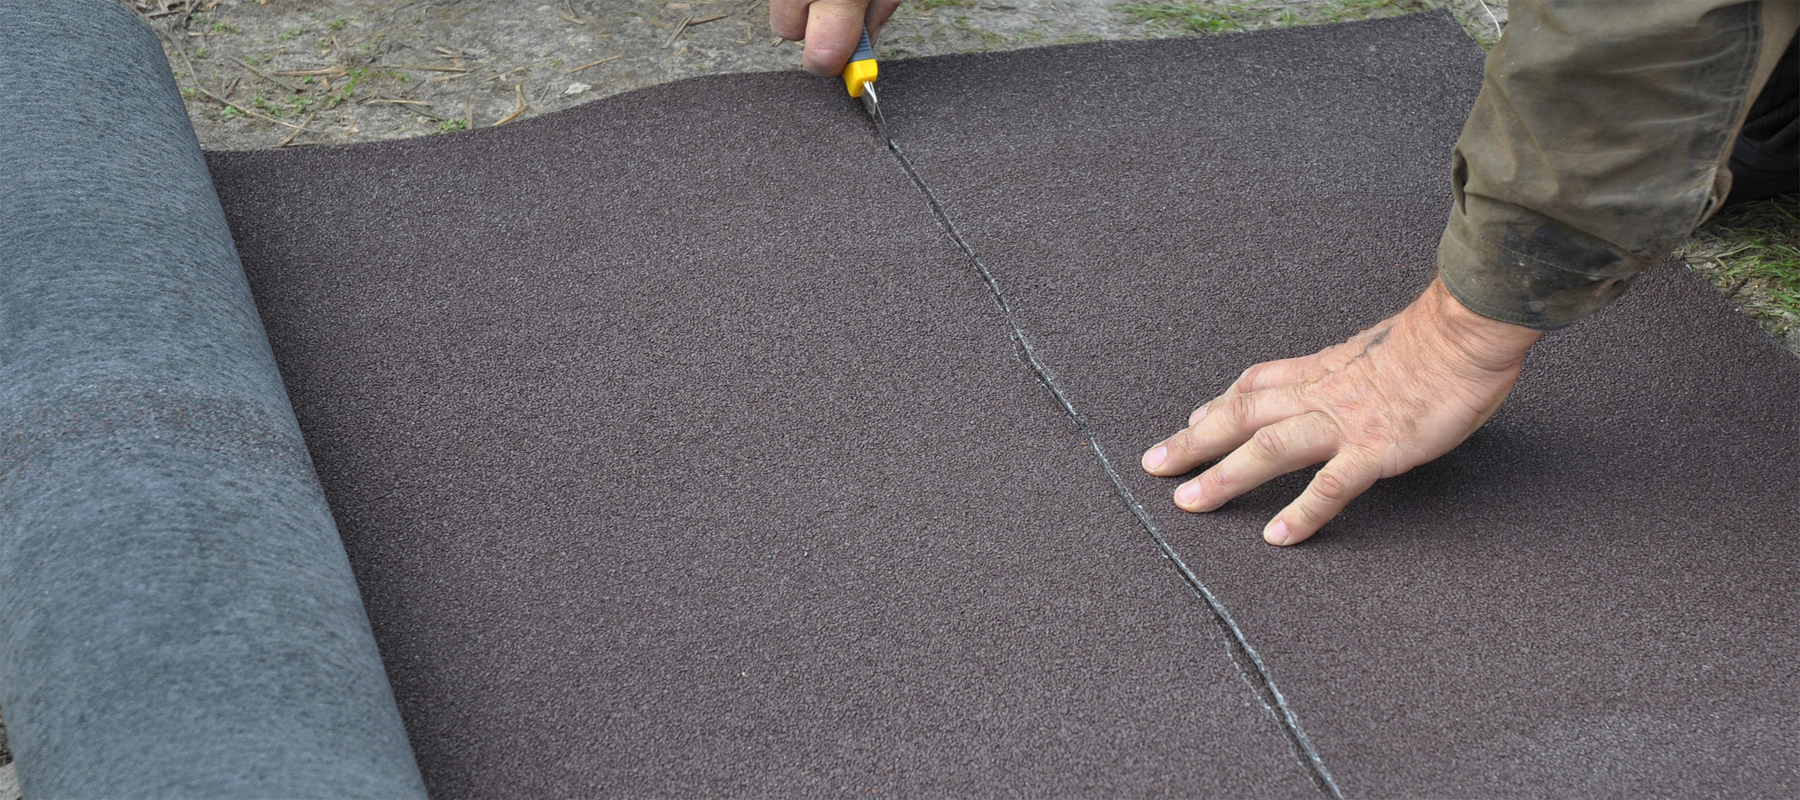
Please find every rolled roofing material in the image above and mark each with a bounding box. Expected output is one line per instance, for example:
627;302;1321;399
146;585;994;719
201;8;1800;798
0;2;424;797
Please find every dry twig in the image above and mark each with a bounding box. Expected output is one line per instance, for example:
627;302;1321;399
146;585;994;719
275;111;316;147
565;54;620;74
560;0;593;26
386;64;470;73
491;84;529;127
275;66;349;78
664;14;694;47
481;65;532;83
240;60;305;93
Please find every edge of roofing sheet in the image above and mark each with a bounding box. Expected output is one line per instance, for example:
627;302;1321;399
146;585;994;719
869;114;1345;799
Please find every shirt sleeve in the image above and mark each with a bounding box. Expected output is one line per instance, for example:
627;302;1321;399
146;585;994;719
1437;0;1774;330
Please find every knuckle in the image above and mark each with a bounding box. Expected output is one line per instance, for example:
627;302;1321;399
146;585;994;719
1234;364;1264;390
1338;443;1385;474
1201;464;1235;493
1318;343;1357;371
1220;394;1255;429
1164;431;1205;464
1302;409;1342;440
1309;467;1356;504
1169;424;1202;455
1248;425;1288;460
1288;502;1324;528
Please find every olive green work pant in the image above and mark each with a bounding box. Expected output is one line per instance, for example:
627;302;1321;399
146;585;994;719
1439;0;1799;329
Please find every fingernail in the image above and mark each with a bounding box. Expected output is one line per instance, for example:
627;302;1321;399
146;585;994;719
1174;481;1201;508
1143;445;1167;471
1190;405;1209;426
1265;519;1290;546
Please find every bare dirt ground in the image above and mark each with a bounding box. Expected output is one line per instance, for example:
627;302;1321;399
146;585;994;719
122;0;1504;151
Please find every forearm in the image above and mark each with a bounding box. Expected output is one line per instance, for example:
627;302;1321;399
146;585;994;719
1439;0;1798;329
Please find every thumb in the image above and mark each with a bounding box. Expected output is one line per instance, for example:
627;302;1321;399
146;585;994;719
800;0;872;76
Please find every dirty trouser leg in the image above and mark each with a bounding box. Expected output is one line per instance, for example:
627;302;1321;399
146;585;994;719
1437;0;1800;329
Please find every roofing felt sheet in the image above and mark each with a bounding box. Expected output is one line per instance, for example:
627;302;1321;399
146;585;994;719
199;10;1800;798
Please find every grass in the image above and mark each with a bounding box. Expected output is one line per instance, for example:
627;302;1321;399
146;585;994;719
1316;0;1415;22
1121;2;1249;33
950;15;1008;49
1680;196;1800;351
1120;0;1434;35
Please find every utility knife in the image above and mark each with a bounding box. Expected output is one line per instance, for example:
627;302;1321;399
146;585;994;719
842;28;884;126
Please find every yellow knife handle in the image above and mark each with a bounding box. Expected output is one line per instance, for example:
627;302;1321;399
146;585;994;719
843;28;878;97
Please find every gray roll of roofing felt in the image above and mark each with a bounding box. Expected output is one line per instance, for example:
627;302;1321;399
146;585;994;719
0;2;425;797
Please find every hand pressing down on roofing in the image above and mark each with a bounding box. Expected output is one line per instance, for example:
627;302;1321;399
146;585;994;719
1141;276;1543;546
770;0;902;77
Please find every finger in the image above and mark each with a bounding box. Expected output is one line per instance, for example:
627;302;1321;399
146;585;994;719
1229;355;1314;395
1172;412;1337;512
769;0;809;41
1185;356;1314;427
867;0;902;41
1263;449;1382;546
1142;385;1308;476
801;0;871;76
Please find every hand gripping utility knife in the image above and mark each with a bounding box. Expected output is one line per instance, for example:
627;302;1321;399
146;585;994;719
842;28;887;131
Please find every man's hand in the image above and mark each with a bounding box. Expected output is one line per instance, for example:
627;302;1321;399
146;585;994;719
770;0;903;77
1140;276;1543;546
